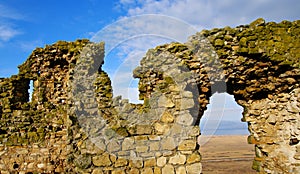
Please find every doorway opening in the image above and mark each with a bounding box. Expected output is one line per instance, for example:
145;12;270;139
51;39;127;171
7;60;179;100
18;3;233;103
199;92;255;173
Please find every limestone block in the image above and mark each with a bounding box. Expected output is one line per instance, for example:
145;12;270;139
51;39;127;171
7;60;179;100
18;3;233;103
154;167;161;174
178;140;196;151
158;96;175;108
180;98;195;110
107;140;121;153
157;156;167;167
144;158;156;167
122;137;135;151
154;123;170;134
129;159;143;168
169;153;186;165
92;153;111;167
141;167;154;174
136;125;152;135
186;152;201;164
161;111;174;123
176;111;194;125
92;168;104;174
176;166;187;174
161;137;176;150
112;169;125;174
128;168;139;174
162;164;175;174
115;158;128;167
150;141;160;151
136;145;149;153
186;163;202;174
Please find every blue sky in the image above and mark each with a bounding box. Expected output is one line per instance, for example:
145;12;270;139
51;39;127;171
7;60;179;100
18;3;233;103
1;0;299;135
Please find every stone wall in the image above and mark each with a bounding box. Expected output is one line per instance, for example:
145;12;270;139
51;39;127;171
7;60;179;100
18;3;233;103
0;18;299;173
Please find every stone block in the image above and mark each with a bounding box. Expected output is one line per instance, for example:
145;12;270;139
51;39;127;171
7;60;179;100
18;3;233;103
141;167;153;174
186;163;202;174
115;158;128;167
178;140;196;151
161;111;174;123
169;153;186;165
122;137;135;151
187;152;201;164
162;164;174;174
161;137;176;150
144;158;156;167
92;153;111;167
157;156;167;167
176;166;187;174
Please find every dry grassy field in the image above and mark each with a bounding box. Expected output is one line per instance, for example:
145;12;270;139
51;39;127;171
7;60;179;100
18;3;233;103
199;135;257;174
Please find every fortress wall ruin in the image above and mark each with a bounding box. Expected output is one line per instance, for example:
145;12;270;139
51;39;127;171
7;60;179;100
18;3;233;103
0;18;299;173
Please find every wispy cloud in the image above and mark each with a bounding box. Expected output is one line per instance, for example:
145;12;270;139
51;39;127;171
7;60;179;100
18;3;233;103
0;25;21;41
91;14;199;103
18;40;44;52
0;4;24;42
0;4;24;20
100;0;300;104
118;0;300;29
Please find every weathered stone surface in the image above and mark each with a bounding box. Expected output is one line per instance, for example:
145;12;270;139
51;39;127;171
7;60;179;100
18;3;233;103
176;166;187;174
161;111;174;123
112;169;126;174
136;125;152;135
178;140;196;151
144;158;156;167
157;156;167;167
154;167;161;174
162;164;175;174
122;137;135;151
141;168;153;174
169;153;186;165
128;168;139;174
115;158;128;167
92;154;111;167
74;154;92;169
161;137;176;150
187;152;201;164
154;123;170;134
176;111;194;125
129;159;143;168
0;19;300;174
92;168;104;174
186;163;202;174
158;96;175;108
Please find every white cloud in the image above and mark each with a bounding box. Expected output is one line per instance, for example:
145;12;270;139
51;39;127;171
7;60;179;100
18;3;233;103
0;4;24;20
0;25;20;41
0;4;24;42
119;0;300;29
91;15;200;103
18;40;44;52
104;0;300;106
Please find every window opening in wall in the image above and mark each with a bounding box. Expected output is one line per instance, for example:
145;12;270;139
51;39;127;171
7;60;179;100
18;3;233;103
199;92;256;173
28;80;34;102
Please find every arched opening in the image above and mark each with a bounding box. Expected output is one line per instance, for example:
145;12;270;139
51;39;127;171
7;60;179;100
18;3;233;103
199;92;256;173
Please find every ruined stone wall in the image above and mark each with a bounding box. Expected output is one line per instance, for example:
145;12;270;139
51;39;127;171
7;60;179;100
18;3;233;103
0;18;299;174
0;40;90;173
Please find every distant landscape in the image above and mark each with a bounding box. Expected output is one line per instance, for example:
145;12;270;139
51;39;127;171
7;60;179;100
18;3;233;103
200;120;249;135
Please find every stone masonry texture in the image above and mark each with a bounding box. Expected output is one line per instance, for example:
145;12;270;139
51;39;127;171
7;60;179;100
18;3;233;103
0;18;299;173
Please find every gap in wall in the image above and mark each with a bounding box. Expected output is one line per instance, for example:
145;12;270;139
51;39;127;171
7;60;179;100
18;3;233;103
28;80;34;102
199;92;256;173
